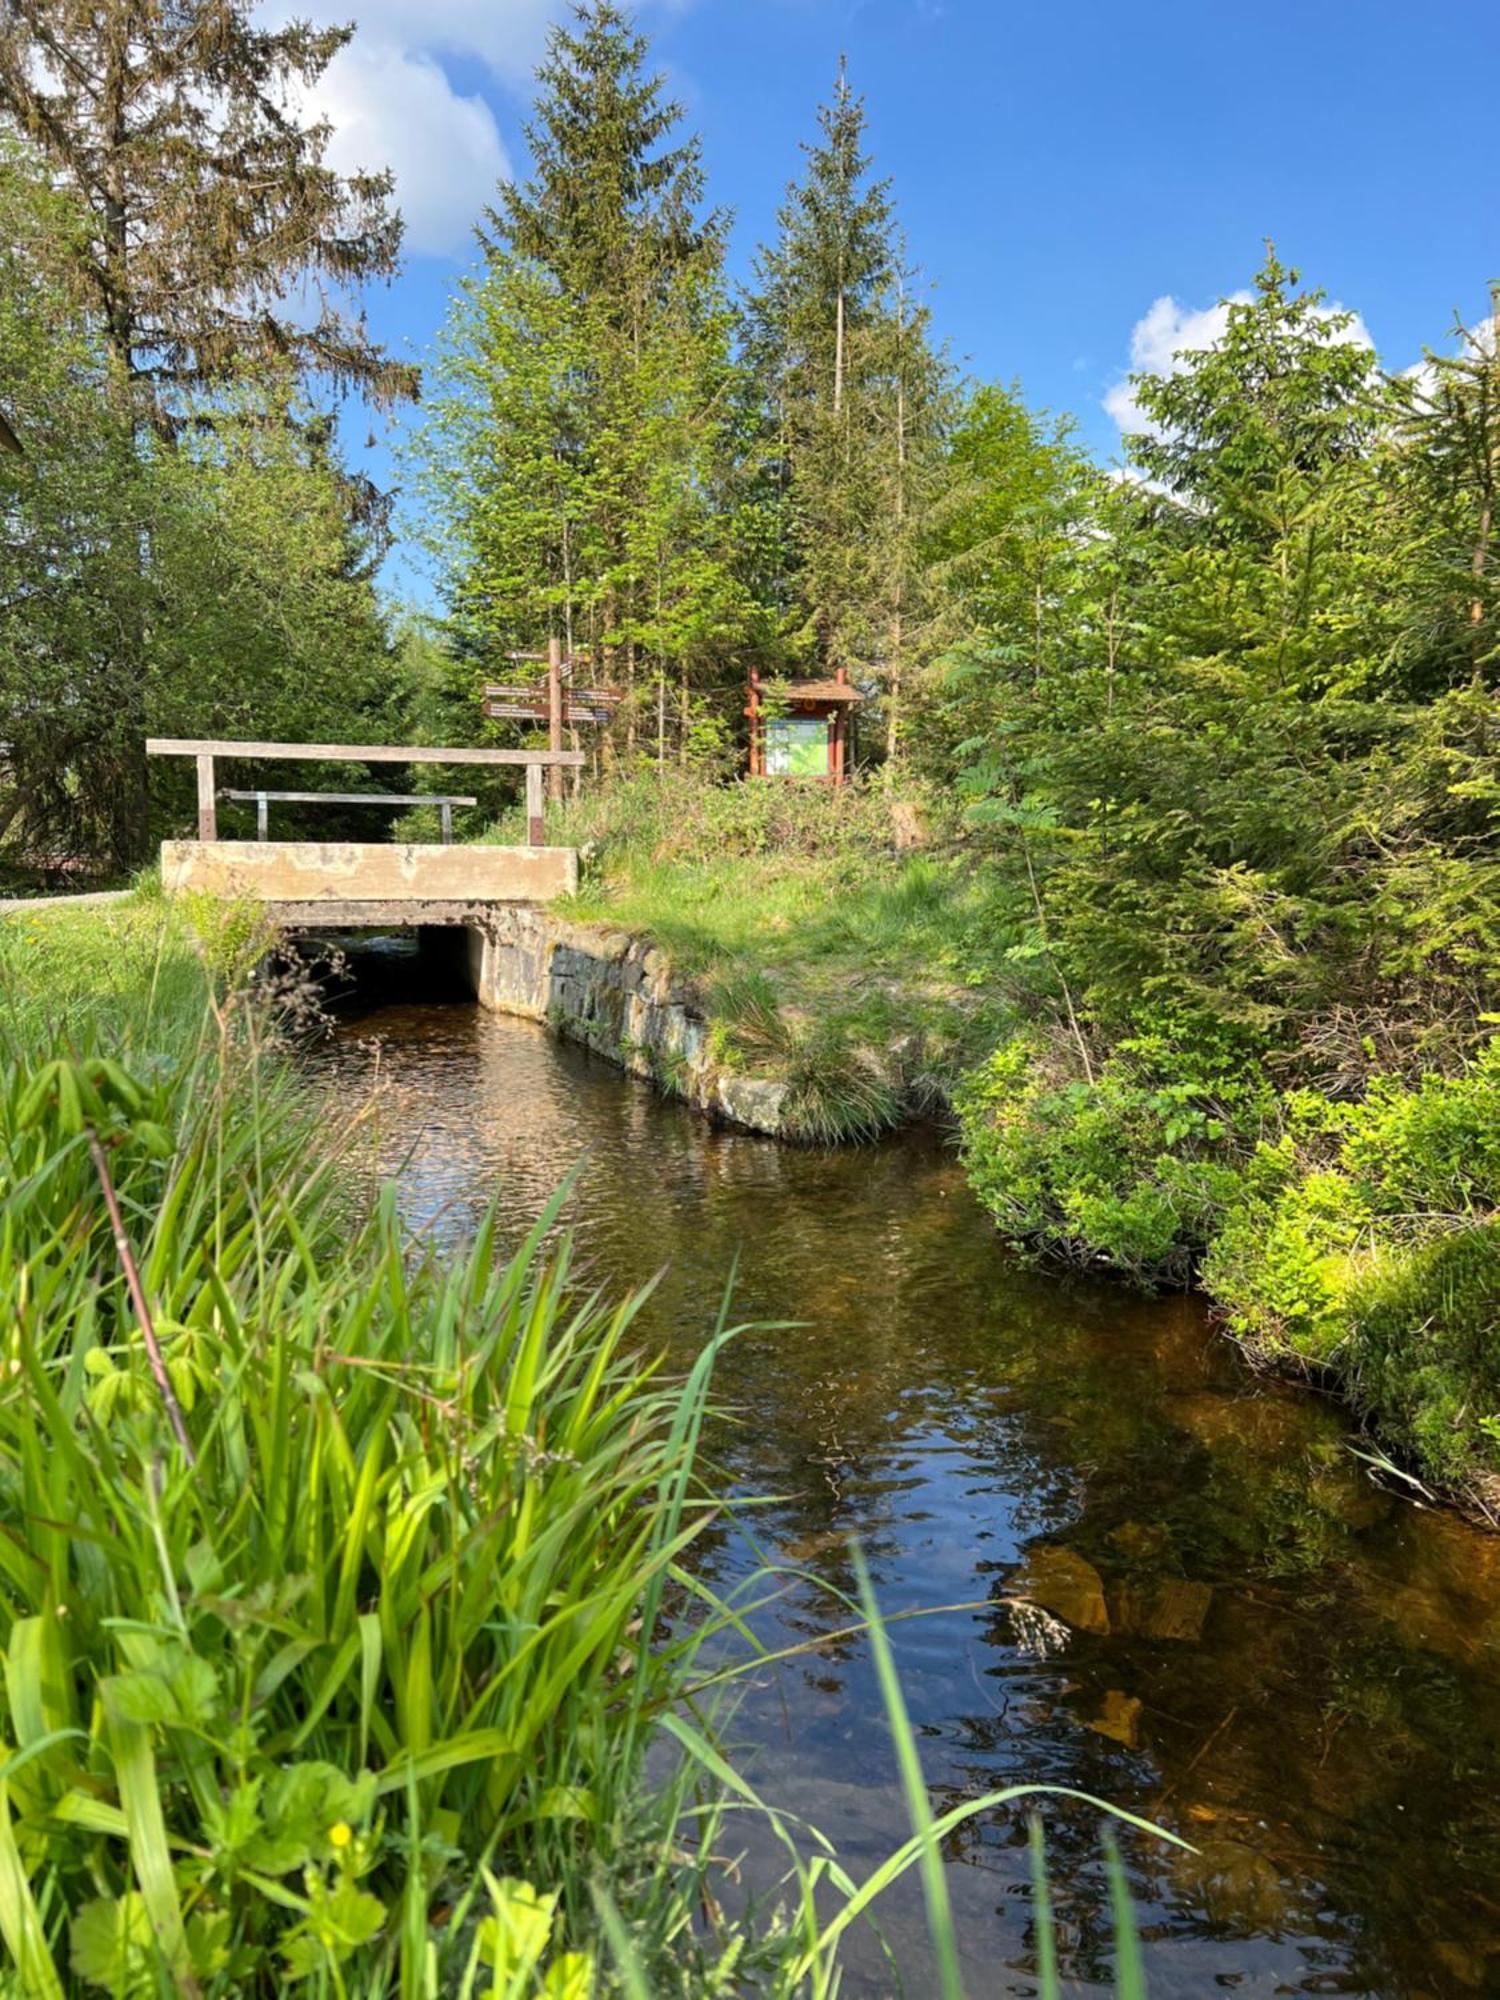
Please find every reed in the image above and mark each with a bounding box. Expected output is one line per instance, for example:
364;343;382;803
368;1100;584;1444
0;929;758;1994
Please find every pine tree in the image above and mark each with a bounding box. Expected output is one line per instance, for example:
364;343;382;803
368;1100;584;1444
0;0;416;415
744;61;947;758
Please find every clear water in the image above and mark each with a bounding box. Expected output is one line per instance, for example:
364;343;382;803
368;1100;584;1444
315;968;1500;1998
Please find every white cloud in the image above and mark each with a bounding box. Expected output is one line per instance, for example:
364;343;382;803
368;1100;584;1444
302;41;509;258
260;0;561;262
1104;288;1374;439
262;0;697;261
267;0;561;86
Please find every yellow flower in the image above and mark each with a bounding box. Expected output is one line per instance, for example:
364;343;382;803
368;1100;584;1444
328;1821;353;1850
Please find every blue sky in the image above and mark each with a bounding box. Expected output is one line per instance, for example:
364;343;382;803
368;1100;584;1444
284;0;1500;599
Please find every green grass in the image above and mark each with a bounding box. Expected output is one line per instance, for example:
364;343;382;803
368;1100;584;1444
0;944;763;1992
0;885;214;1047
481;770;1026;1137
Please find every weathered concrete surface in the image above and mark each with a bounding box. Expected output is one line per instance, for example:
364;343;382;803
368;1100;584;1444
466;905;791;1136
160;840;577;908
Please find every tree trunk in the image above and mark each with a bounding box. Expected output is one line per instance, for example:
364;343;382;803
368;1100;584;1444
1471;289;1499;680
102;17;151;869
886;309;908;766
833;285;845;418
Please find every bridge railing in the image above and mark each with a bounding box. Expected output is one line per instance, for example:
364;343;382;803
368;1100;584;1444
146;739;584;846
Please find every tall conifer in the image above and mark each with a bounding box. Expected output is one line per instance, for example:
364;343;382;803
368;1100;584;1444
0;0;413;858
744;61;947;757
0;0;416;414
423;1;752;762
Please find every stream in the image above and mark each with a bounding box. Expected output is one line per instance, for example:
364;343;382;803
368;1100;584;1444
315;952;1500;1998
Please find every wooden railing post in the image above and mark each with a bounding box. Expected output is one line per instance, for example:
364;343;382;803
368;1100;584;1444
196;754;217;842
547;636;564;806
255;792;268;841
147;741;582;853
439;801;453;844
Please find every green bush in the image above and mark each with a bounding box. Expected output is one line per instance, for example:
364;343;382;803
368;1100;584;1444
956;1028;1268;1284
1205;1042;1500;1491
1345;1221;1500;1486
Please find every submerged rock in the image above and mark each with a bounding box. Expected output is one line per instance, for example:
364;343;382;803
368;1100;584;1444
1172;1836;1289;1929
1106;1519;1173;1563
1086;1688;1144;1747
1016;1545;1110;1635
1107;1576;1213;1643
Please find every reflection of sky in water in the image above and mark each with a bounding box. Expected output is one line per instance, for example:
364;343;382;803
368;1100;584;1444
317;992;1500;1998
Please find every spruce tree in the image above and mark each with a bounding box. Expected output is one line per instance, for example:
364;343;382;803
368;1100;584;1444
423;1;752;763
744;61;947;758
1389;290;1500;688
0;143;395;871
487;0;721;310
0;0;414;861
0;0;416;414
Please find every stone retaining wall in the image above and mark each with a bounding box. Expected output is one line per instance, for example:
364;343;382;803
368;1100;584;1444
464;906;791;1136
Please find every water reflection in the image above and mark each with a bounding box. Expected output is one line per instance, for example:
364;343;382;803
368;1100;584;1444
317;983;1500;1998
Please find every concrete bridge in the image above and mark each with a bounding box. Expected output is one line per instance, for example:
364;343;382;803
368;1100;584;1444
149;738;582;928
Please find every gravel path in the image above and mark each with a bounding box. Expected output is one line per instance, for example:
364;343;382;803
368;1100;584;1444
0;890;132;917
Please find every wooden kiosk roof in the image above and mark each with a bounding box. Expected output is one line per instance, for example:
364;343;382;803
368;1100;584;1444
764;677;861;703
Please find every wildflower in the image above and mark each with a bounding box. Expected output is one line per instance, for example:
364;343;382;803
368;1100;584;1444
328;1821;353;1850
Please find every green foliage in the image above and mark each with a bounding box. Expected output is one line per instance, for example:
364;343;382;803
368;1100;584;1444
920;247;1499;1496
0;918;750;1992
0;144;403;876
936;250;1497;1088
1127;247;1383;528
741;60;950;753
410;2;759;768
1347;1222;1500;1487
957;1028;1268;1284
1206;1043;1500;1490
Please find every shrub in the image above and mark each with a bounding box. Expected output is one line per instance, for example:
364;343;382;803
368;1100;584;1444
1206;1041;1500;1493
955;1028;1269;1284
1345;1221;1500;1487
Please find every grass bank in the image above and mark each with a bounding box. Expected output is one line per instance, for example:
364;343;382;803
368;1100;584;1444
481;769;1021;1141
487;772;1500;1517
0;893;1164;1995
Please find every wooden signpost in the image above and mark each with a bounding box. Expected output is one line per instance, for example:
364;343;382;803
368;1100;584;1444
483;639;622;803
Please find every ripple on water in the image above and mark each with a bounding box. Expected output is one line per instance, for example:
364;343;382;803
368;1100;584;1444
317;993;1500;1998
